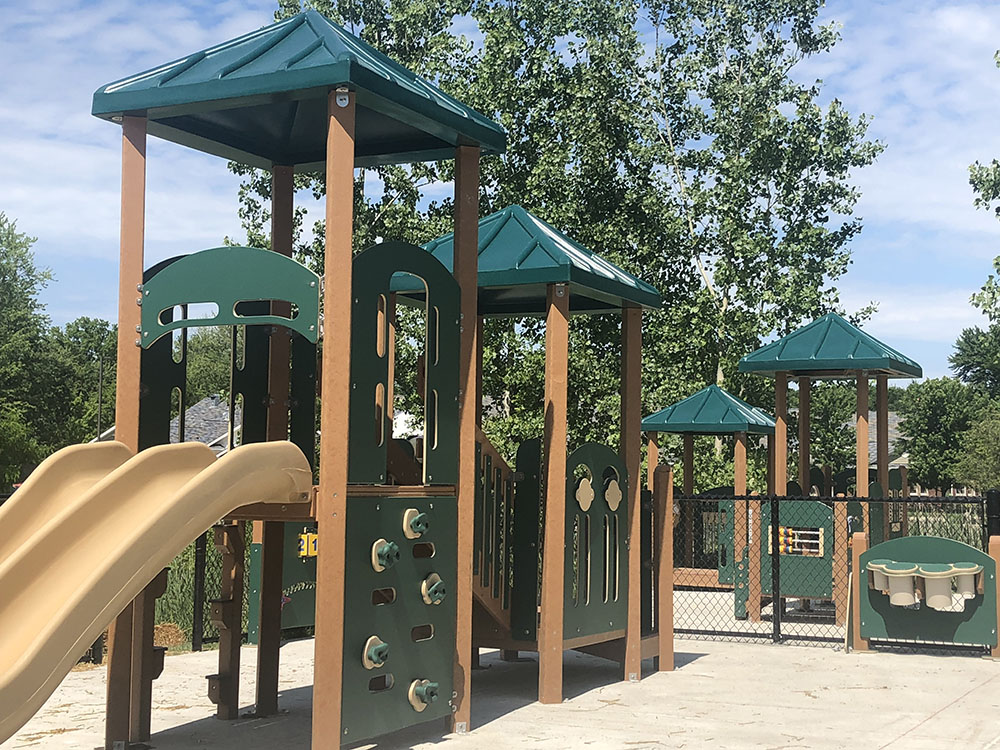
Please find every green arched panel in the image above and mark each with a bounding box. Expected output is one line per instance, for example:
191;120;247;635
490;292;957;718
349;241;460;485
139;246;320;347
564;442;629;640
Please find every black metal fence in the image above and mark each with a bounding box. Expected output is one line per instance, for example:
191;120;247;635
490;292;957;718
672;494;990;651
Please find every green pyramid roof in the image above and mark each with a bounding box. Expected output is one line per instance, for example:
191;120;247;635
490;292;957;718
92;11;505;169
738;313;922;379
641;385;775;436
394;205;661;315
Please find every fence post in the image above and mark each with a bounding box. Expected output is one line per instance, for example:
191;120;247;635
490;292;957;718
654;464;674;671
990;535;1000;659
770;496;781;643
850;532;869;653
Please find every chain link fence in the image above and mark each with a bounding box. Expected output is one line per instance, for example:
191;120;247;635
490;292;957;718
672;494;990;652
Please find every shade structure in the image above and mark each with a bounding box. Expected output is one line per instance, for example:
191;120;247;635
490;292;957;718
641;385;775;436
393;205;662;315
91;10;505;169
738;313;922;379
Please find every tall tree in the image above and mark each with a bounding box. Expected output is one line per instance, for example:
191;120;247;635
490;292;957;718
641;0;883;401
953;405;1000;493
950;325;1000;398
897;378;988;492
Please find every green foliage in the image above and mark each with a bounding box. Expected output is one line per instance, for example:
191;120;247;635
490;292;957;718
950;325;1000;398
897;378;989;492
183;327;237;407
230;1;881;464
953;405;1000;493
968;52;1000;320
788;381;856;473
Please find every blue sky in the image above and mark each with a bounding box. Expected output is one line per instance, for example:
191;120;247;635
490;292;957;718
1;0;998;378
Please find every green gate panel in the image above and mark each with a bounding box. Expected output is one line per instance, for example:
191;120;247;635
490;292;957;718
760;500;834;599
341;495;457;744
859;536;997;647
348;241;460;485
511;439;542;641
563;443;628;640
139;246;320;347
247;523;318;643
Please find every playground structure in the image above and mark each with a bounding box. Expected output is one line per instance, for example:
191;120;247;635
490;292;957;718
0;11;674;750
644;314;946;634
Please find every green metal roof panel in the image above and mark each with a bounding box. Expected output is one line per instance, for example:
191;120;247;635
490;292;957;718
737;313;922;378
396;205;661;314
92;11;505;168
641;385;776;435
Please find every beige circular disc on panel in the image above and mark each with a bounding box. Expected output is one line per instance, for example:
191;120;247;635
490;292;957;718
605;479;623;511
576;477;595;512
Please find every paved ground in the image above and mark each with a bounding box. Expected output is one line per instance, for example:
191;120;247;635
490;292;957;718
6;638;1000;749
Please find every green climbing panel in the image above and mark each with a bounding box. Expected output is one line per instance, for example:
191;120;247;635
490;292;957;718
759;500;835;599
341;494;457;744
563;443;629;641
139;246;320;347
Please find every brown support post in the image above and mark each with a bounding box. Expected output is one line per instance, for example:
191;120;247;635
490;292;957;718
386;292;397;437
654;464;674;671
876;374;890;539
833;500;849;625
856;373;870;530
539;283;569;704
646;434;658;491
452;144;480;731
254;164;295;718
209;523;245;719
106;114;146;750
128;570;158;743
798;377;810;492
774;372;788;494
734;432;748;562
475;316;484;428
990;536;1000;659
622;307;643;682
312;88;355;745
682;434;694;567
850;531;869;652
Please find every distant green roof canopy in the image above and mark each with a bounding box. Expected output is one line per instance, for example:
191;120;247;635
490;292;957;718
393;205;661;315
738;313;922;379
641;385;775;436
92;11;505;169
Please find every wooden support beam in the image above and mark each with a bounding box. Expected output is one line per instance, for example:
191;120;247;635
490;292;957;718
646;434;658;491
850;531;869;652
106;114;146;750
387;293;397;440
476;316;484;428
128;568;163;742
654;465;674;671
766;435;774;494
209;523;245;719
312;88;355;744
856;373;870;530
734;431;748;564
539;283;569;705
876;375;890;539
798;377;810;491
254;163;294;718
452;144;480;732
621;307;642;682
774;372;788;494
682;434;694;567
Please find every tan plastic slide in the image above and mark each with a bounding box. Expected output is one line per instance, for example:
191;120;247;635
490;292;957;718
0;440;312;744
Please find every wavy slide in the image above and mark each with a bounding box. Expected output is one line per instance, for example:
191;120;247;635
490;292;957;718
0;440;312;744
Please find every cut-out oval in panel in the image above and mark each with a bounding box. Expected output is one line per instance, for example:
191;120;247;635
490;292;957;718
368;673;394;692
412;542;436;559
410;624;434;642
371;587;396;606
